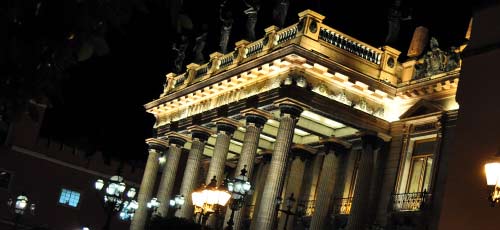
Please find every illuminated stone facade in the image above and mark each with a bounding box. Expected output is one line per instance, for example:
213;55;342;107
133;9;464;230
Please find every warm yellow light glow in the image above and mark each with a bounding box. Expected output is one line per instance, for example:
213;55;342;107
260;134;276;142
191;191;205;207
485;162;500;186
301;111;345;129
230;140;243;146
294;128;310;136
216;190;231;206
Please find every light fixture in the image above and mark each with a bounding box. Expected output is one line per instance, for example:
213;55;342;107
485;155;500;205
95;179;104;190
127;188;137;198
6;194;36;227
170;194;185;210
191;176;230;225
94;175;137;229
277;193;297;230
225;165;253;230
147;197;160;211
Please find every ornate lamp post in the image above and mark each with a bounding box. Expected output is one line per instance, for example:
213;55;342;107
94;175;137;230
170;194;185;212
277;193;296;230
191;176;231;226
225;165;252;230
6;195;36;230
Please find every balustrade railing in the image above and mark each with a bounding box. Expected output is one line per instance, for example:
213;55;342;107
163;11;389;94
391;192;431;212
244;38;265;58
274;24;299;45
332;197;352;215
318;27;382;64
173;73;187;88
217;52;235;70
194;64;208;79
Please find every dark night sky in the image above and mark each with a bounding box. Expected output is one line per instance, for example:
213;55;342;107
37;0;473;163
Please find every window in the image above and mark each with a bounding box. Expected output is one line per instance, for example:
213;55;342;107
58;189;81;207
397;136;437;194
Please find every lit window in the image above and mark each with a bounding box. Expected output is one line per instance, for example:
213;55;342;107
397;136;437;194
59;189;81;207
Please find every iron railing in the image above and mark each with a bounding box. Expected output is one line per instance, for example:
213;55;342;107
333;197;353;215
297;199;315;216
391;192;431;212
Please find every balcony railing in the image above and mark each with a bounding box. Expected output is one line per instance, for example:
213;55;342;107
391;192;431;212
298;199;315;217
333;197;352;215
159;10;392;95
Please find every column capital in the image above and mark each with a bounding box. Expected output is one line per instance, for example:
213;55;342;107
213;117;240;135
357;131;391;149
259;150;273;163
290;144;317;160
320;137;352;155
187;125;214;142
165;132;191;147
241;108;272;128
145;138;169;151
274;98;307;118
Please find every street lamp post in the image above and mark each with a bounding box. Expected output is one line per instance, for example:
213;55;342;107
94;175;137;230
191;176;231;227
6;195;36;230
225;165;252;230
277;193;296;230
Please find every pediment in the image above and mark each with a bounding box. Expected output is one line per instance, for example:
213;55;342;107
399;99;444;119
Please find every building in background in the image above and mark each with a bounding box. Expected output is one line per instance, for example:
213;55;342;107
133;9;476;230
0;102;145;230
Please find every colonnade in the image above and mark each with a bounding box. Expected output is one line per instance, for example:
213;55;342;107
130;99;387;230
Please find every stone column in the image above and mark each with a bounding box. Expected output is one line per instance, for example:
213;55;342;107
309;138;351;230
253;99;304;230
277;145;311;230
205;117;239;185
225;108;271;230
300;152;324;202
156;132;190;217
346;133;383;230
130;138;166;230
249;152;272;230
205;118;239;228
176;126;212;220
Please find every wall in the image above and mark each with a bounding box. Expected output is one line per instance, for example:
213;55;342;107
437;3;500;230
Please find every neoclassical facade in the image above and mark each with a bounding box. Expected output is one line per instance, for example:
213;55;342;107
131;10;464;230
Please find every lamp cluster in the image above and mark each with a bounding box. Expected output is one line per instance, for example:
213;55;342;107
95;175;138;220
192;176;231;216
7;195;36;215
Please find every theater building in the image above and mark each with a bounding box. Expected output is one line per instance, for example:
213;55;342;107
132;10;466;230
